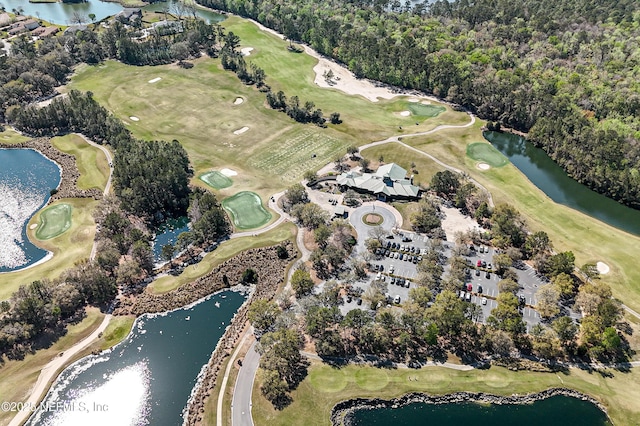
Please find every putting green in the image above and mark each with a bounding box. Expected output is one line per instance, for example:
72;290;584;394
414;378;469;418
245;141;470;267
466;142;509;168
199;171;233;189
407;103;446;117
35;203;72;240
222;191;271;230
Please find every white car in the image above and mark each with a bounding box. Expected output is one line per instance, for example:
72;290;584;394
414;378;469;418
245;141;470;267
394;295;401;304
481;297;488;305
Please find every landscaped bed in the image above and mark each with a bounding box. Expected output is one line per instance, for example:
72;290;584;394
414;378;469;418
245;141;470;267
466;142;509;168
222;191;271;230
35;203;72;240
363;213;384;226
199;170;233;189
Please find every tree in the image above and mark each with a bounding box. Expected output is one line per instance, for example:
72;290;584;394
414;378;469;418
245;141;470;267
365;238;382;253
493;253;513;275
291;269;314;298
487;292;526;335
314;224;332;248
523;231;552;258
409;286;433;308
242;268;258;284
426;290;468;336
329;112;342;125
552;316;578;347
490;204;527;248
580;263;600;281
161;243;176;265
116;259;141;287
497;278;519;295
543;251;575;277
303;170;318;185
430;170;460;197
410;198;441;233
260;370;290;409
359;157;370;171
284;183;308;208
248;299;280;334
552;273;575;298
291;202;329;229
530;324;562;359
346;145;359;156
535;284;560;319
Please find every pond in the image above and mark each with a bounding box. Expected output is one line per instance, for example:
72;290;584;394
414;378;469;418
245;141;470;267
484;131;640;236
347;395;610;426
152;216;190;263
0;148;61;272
26;288;247;426
1;0;224;25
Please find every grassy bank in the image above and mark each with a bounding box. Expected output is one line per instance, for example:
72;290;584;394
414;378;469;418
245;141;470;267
253;361;639;426
0;128;29;145
149;222;296;294
51;134;110;191
0;308;104;426
0;198;97;300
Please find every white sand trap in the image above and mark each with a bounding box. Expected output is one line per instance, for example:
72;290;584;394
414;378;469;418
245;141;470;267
148;77;162;84
233;126;249;135
129;116;139;122
241;47;254;56
477;162;491;170
29;224;38;230
400;111;411;116
596;261;610;274
233;97;244;105
220;168;238;177
421;100;431;104
408;98;419;103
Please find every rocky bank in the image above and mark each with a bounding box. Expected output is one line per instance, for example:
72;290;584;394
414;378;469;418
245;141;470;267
331;388;609;425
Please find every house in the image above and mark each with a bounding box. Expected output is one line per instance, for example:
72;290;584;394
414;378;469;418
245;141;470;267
8;19;40;35
336;163;421;201
115;8;142;25
333;205;347;219
0;13;11;27
63;24;88;35
33;26;59;38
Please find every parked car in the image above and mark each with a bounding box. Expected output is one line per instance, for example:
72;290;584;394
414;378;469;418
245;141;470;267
485;271;491;279
465;292;471;301
477;285;483;294
405;280;411;288
356;298;362;305
379;264;384;271
475;269;481;276
389;265;395;273
481;260;487;268
481;297;487;305
394;295;401;304
476;260;482;267
459;290;465;299
346;295;352;303
466;283;473;292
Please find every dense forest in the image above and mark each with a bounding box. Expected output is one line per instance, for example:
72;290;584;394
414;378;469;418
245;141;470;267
197;0;640;208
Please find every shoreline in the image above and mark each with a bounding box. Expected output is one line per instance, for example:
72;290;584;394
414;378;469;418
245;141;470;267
331;388;610;426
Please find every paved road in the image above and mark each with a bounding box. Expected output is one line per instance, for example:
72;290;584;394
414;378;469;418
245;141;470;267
349;204;398;255
217;330;252;426
231;341;260;426
9;314;112;426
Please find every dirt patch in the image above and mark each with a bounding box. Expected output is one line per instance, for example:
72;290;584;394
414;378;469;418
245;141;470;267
233;126;249;135
596;261;610;274
233;97;244;105
441;206;480;242
477;162;491;170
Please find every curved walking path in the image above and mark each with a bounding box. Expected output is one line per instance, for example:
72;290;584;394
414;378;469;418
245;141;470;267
218;329;253;426
231;341;260;426
75;133;114;197
8;314;112;426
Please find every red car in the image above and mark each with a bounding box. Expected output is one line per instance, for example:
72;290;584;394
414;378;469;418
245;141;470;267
467;283;473;292
476;259;482;267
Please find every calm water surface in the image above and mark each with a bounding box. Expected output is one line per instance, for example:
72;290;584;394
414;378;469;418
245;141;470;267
152;216;190;262
26;289;247;426
0;149;60;272
349;396;611;425
484;131;640;236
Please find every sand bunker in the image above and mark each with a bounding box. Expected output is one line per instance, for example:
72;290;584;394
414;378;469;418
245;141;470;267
233;126;249;135
129;116;139;122
233;97;244;105
221;168;238;177
29;224;38;230
148;77;162;84
400;111;411;116
596;261;610;274
421;100;431;104
241;47;254;56
477;162;491;170
408;98;419;103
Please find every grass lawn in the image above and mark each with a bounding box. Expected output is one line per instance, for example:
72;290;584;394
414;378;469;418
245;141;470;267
406;102;446;117
401;120;640;313
149;222;296;294
0;307;104;426
0;198;98;301
199;170;233;190
391;201;419;232
35;203;72;240
0;128;30;145
253;361;640;426
51;134;110;191
466;142;509;168
95;315;135;351
222;191;272;230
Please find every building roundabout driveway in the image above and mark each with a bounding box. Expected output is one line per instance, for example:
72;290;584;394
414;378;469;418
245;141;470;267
349;203;399;254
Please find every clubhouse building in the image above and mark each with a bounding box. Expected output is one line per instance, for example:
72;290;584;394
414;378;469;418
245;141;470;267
336;163;420;201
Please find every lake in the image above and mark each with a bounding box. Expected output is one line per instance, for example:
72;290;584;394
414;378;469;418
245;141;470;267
1;0;224;25
152;216;190;263
0;148;61;272
26;289;247;426
484;131;640;236
347;395;611;425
